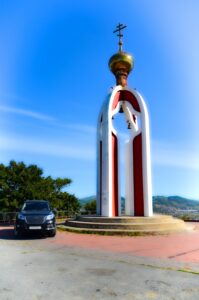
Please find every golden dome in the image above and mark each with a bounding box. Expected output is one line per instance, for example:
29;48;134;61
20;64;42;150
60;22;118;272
108;51;134;75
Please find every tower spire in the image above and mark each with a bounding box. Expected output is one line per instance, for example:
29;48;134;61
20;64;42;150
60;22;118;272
113;23;127;52
109;24;133;87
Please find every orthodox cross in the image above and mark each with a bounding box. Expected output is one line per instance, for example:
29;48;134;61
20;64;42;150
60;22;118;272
113;23;127;52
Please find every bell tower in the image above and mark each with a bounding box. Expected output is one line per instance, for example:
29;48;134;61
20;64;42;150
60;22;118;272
96;24;153;217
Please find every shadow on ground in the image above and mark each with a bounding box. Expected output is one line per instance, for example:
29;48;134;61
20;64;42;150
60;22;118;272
0;226;47;240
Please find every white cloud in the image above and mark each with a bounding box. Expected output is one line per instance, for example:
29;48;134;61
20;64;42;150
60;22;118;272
1;123;199;169
151;140;199;170
0;105;55;121
56;123;96;134
0;103;97;137
0;133;95;161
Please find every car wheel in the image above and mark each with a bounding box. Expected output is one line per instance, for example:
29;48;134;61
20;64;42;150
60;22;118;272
48;229;56;237
14;227;22;238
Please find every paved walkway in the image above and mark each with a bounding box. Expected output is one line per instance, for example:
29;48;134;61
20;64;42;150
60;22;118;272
0;223;199;263
55;223;199;263
0;224;199;299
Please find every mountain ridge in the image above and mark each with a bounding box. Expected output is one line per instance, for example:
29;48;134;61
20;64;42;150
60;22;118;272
79;195;199;211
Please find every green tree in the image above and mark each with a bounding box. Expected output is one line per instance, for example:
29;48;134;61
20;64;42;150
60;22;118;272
84;199;96;213
0;160;80;213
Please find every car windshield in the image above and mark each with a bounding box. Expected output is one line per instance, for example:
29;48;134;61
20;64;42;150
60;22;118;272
22;202;50;211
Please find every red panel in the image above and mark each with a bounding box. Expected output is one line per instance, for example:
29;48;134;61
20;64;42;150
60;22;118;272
99;141;102;215
133;133;144;216
112;90;140;112
112;133;119;216
112;91;120;110
120;90;141;112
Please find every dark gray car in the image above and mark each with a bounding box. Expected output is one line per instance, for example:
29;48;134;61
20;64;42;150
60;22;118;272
14;200;56;237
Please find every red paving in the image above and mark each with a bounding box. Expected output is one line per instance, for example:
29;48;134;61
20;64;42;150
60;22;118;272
53;223;199;263
1;223;199;263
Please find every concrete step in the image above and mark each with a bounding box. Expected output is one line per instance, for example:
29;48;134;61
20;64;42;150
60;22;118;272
63;215;194;235
77;215;174;224
59;223;194;236
66;219;186;230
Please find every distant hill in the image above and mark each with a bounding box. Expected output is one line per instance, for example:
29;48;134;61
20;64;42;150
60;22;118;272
79;195;199;211
153;196;199;214
79;196;96;205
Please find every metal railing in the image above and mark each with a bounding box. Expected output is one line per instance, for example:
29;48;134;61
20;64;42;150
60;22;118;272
0;212;17;225
0;210;79;225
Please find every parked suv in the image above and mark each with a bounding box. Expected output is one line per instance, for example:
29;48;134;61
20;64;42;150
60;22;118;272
14;200;56;237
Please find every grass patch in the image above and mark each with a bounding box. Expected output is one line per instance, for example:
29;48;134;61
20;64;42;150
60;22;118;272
140;264;199;275
177;268;199;275
57;225;165;236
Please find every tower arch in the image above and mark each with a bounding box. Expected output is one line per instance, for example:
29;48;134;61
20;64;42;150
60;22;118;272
97;86;152;217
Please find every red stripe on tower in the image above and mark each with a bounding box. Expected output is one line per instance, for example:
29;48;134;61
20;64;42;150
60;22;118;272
112;91;120;110
133;133;144;216
112;133;119;216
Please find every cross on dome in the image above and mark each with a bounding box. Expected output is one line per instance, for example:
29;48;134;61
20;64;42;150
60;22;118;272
113;23;127;52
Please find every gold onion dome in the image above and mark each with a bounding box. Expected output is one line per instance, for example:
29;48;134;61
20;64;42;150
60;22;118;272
108;51;133;76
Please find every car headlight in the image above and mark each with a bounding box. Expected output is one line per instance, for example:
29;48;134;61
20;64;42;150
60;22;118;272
18;213;25;220
46;213;54;221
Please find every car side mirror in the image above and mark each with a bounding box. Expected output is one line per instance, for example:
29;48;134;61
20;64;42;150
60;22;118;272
53;209;57;216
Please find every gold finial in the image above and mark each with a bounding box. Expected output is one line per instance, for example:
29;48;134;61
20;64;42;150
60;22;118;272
113;23;127;52
109;23;133;87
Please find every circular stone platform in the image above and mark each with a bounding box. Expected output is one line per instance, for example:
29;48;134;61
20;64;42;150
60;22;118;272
64;215;194;236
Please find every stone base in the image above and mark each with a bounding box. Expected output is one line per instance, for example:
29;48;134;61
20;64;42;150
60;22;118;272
63;215;194;236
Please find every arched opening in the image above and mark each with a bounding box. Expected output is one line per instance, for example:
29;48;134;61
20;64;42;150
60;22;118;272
112;110;132;214
111;99;143;216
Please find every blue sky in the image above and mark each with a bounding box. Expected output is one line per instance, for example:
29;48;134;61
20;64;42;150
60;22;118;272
0;0;199;200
